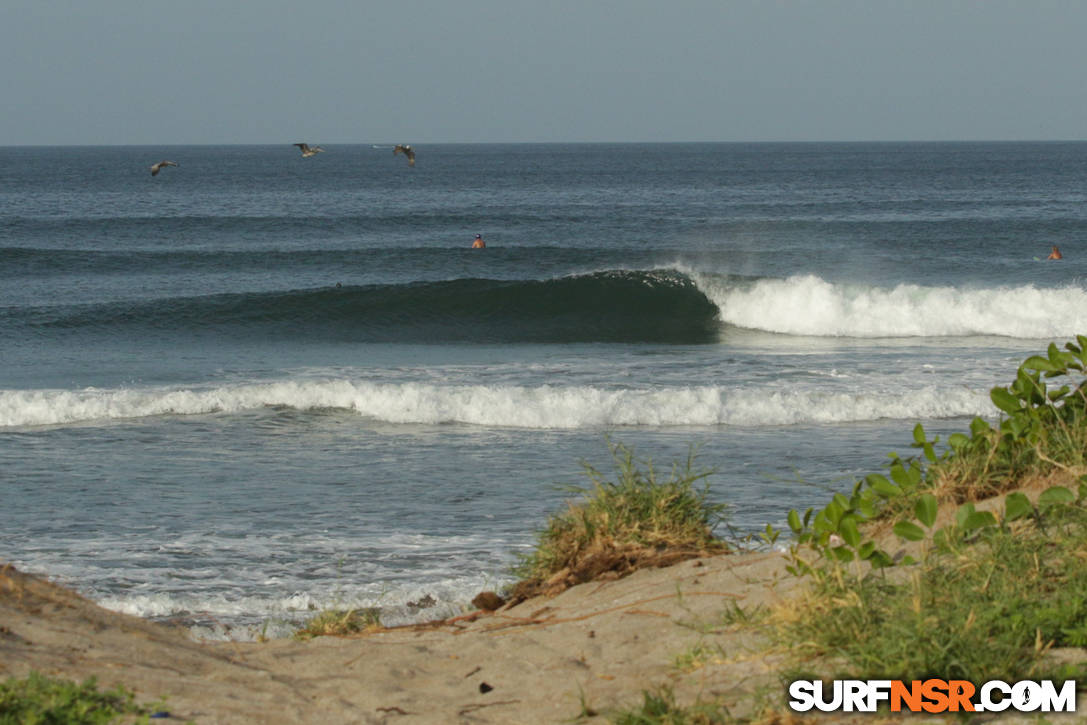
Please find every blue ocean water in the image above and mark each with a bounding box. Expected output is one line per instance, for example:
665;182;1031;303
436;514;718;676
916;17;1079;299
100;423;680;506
3;142;1086;638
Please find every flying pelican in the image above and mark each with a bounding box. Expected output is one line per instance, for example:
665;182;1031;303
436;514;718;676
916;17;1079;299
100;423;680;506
150;160;178;176
294;143;324;158
393;144;415;166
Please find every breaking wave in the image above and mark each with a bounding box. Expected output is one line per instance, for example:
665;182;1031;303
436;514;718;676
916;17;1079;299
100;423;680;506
0;379;993;430
699;273;1087;339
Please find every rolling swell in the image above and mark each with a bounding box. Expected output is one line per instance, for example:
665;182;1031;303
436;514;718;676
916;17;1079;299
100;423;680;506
0;245;654;278
30;269;722;344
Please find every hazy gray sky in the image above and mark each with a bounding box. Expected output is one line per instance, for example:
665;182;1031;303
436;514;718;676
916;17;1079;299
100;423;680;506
4;0;1086;145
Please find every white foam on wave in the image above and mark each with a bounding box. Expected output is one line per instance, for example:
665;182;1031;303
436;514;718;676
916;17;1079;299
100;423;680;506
0;379;993;430
96;575;507;641
693;273;1087;338
17;531;521;640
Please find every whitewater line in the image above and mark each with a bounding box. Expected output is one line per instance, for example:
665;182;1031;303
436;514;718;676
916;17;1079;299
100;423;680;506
0;380;994;430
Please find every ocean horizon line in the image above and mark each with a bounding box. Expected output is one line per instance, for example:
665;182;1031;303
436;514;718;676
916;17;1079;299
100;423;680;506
4;139;1087;149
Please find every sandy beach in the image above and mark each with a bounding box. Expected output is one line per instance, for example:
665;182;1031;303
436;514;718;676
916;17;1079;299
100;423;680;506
5;528;1087;724
2;551;802;724
6;476;1087;724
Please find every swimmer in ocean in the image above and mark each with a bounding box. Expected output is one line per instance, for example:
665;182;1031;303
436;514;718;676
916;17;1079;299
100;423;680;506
472;234;486;249
1047;245;1063;260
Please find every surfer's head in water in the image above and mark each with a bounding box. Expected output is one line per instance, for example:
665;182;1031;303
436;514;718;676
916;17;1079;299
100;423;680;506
472;234;486;249
1048;245;1063;260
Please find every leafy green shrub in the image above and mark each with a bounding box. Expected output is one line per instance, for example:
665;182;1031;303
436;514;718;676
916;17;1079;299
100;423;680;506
772;338;1087;684
784;336;1087;577
933;337;1087;501
776;485;1087;683
0;672;149;724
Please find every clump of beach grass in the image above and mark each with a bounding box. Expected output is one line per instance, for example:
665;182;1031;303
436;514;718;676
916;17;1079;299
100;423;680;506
611;687;736;724
510;441;730;602
0;671;156;724
293;607;382;640
674;641;728;673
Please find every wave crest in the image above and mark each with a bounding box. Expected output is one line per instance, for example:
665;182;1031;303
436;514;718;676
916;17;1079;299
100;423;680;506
698;274;1087;338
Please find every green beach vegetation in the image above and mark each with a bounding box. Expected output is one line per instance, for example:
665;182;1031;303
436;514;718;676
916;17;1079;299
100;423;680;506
0;671;159;724
293;606;382;640
776;496;1087;685
611;336;1087;722
782;336;1087;576
510;440;731;603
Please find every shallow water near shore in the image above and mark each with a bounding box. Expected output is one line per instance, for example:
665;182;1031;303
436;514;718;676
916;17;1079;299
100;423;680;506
3;142;1086;638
